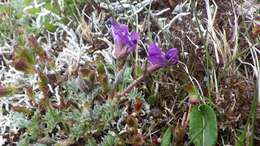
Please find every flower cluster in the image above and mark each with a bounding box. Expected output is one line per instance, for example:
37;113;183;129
111;19;178;72
147;43;178;72
111;20;139;60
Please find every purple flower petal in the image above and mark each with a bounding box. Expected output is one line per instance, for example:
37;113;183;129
110;19;139;59
111;23;129;45
148;43;162;55
165;48;178;64
127;31;139;52
130;32;139;44
147;43;179;68
147;43;165;65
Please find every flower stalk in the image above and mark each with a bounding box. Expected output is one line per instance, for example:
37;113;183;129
116;43;178;98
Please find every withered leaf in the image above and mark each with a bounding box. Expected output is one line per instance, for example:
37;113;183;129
13;58;34;74
12;105;33;116
0;85;17;97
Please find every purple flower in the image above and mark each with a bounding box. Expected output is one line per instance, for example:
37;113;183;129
111;20;139;59
147;43;178;72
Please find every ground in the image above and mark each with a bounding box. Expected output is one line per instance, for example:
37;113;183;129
0;0;259;146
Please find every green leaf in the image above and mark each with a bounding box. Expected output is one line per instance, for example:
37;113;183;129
11;112;30;128
86;137;97;146
44;108;62;133
147;95;157;106
123;67;133;84
100;134;119;146
161;127;172;146
15;47;36;66
185;84;201;99
135;65;143;77
24;0;33;5
26;7;40;15
235;90;258;146
189;104;217;146
97;63;106;74
147;32;153;42
27;112;42;140
43;21;57;32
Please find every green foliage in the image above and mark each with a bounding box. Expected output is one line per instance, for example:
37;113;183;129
17;100;122;144
63;0;87;15
43;21;57;32
115;66;134;91
11;112;30;129
25;112;43;141
70;120;89;139
0;0;87;40
123;67;134;85
63;110;88;139
93;101;122;124
86;137;97;146
126;89;143;101
189;104;217;146
61;101;121;140
147;95;157;106
100;133;120;146
161;127;173;146
235;92;258;146
44;108;63;133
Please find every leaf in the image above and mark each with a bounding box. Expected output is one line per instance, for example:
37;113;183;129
123;67;133;84
13;58;34;74
114;67;125;85
252;24;260;38
134;99;143;113
189;104;217;146
96;63;109;92
24;0;33;5
184;83;198;96
86;137;97;146
43;21;57;32
0;85;17;97
13;47;36;74
80;18;93;43
44;108;62;133
98;74;109;93
38;72;49;94
12;105;33;116
135;65;143;77
97;62;106;74
161;127;173;146
11;112;30;129
100;134;119;146
147;95;157;106
27;112;42;140
126;115;138;128
168;0;178;8
236;90;258;146
15;47;36;65
56;138;75;146
26;7;40;15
